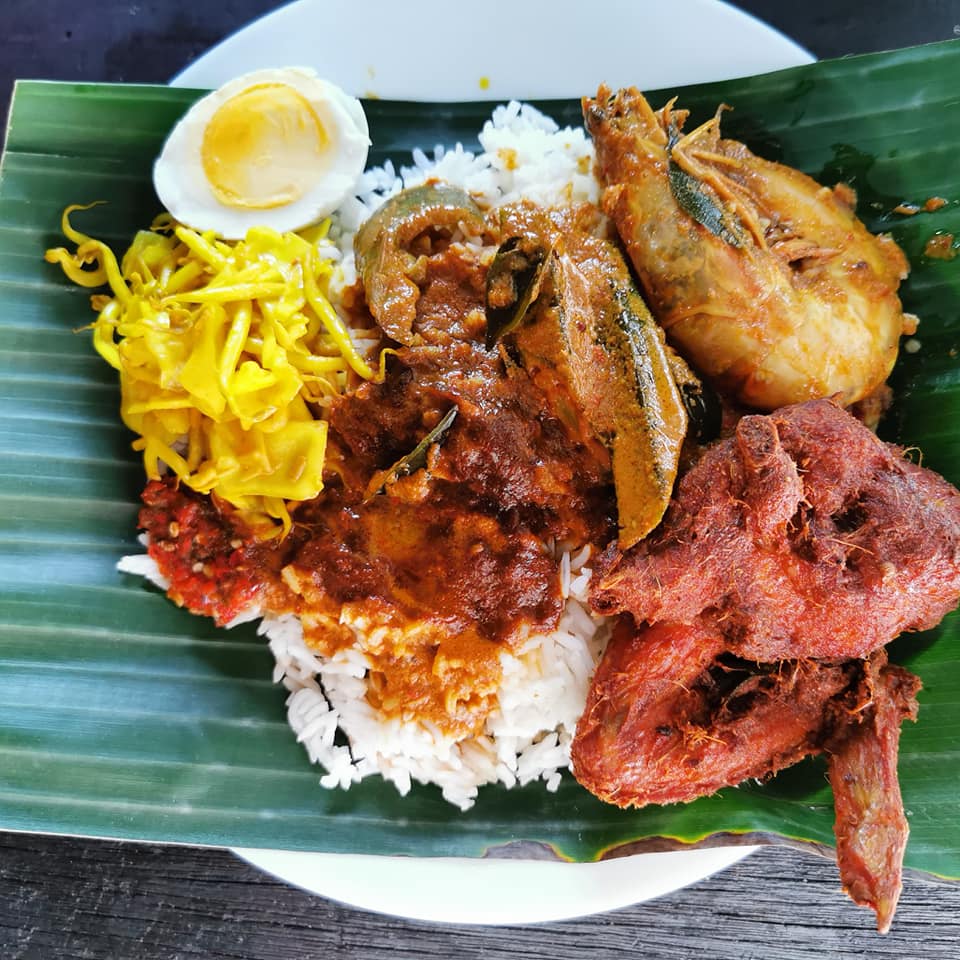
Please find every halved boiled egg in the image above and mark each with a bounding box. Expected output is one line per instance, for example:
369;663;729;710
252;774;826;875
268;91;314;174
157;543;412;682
154;67;370;239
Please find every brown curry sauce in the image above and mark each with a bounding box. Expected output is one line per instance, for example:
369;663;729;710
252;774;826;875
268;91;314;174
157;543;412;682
141;228;615;738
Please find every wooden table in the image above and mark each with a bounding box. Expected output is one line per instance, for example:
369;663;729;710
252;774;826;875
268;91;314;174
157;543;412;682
3;2;960;956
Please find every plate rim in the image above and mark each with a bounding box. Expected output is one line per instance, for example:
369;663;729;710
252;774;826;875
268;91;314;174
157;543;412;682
232;843;760;924
171;0;814;98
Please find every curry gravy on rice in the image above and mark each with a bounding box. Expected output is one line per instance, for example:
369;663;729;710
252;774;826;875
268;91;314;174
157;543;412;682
141;221;615;736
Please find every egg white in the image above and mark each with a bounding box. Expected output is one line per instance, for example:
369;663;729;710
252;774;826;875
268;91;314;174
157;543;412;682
153;67;370;239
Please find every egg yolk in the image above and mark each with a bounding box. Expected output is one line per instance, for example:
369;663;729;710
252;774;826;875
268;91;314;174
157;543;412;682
201;83;330;210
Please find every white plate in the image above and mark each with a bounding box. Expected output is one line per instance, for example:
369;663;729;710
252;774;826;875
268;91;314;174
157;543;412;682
174;0;812;925
173;0;811;98
232;845;759;925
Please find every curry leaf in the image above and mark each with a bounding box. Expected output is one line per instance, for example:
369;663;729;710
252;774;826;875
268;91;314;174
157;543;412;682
364;405;458;500
484;235;552;349
666;125;746;247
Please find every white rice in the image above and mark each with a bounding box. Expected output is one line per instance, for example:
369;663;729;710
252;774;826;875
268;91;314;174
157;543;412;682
127;545;608;810
267;549;609;809
329;100;600;290
123;102;611;809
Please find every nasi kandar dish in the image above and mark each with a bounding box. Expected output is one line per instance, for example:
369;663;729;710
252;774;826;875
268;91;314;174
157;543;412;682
46;68;960;932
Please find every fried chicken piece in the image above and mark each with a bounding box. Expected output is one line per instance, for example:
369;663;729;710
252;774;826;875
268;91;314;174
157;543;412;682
592;399;960;661
828;657;921;934
572;616;855;806
572;633;920;932
574;398;960;931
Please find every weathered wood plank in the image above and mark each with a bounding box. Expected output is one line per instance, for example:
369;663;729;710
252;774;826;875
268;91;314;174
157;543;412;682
2;834;959;960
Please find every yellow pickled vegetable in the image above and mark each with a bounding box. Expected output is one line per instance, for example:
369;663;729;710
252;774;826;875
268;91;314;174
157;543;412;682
45;203;375;534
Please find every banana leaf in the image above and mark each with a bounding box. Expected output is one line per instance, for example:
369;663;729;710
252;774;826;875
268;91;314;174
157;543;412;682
2;39;960;876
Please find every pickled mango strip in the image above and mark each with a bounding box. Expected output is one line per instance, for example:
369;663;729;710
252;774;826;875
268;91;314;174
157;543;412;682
46;206;376;533
174;225;228;268
43;247;109;288
303;255;374;380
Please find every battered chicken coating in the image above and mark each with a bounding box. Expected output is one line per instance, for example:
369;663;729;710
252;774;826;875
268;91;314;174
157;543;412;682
573;398;960;931
591;399;960;661
572;615;858;805
827;656;921;934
